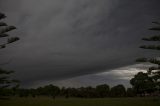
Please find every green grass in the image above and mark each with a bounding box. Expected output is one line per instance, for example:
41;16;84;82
0;97;160;106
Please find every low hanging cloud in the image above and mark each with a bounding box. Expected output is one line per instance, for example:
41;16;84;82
29;63;154;88
0;0;160;87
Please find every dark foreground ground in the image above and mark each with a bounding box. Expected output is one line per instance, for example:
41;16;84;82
0;97;160;106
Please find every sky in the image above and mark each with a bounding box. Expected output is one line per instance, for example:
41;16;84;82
0;0;160;88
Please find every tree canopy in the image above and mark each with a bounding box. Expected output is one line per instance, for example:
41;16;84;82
0;12;20;97
0;12;19;49
132;21;160;96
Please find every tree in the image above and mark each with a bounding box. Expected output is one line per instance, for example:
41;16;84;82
0;68;19;89
130;72;155;96
126;88;135;97
0;12;20;97
0;13;19;49
136;21;160;94
96;84;110;98
39;84;60;98
110;84;126;97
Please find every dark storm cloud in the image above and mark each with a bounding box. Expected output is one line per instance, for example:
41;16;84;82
29;64;153;88
0;0;160;87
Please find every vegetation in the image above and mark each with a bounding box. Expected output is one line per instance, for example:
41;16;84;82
0;12;19;49
0;97;160;106
130;72;155;96
0;84;137;98
0;12;20;98
131;21;160;96
110;84;126;97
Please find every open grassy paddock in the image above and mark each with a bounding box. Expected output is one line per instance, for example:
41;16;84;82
0;97;160;106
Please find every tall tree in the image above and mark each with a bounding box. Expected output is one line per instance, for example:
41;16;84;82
0;13;19;49
0;12;20;97
130;72;155;95
136;21;160;94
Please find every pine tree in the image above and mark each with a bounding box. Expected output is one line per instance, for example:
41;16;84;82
0;12;19;49
0;12;20;97
136;21;160;93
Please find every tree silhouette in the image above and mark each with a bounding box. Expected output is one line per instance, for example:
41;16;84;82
96;84;110;97
110;84;126;97
130;72;155;96
136;21;160;94
0;13;19;49
0;12;20;97
126;88;135;97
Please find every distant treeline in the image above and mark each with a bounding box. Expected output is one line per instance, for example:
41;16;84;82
0;84;137;98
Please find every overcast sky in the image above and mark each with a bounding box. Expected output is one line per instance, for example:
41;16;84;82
0;0;160;88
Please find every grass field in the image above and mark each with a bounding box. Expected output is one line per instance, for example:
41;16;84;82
0;97;160;106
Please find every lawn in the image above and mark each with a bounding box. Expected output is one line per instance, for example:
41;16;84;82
0;97;160;106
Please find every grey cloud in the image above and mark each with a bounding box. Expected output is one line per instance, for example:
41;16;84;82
29;64;151;88
0;0;160;87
